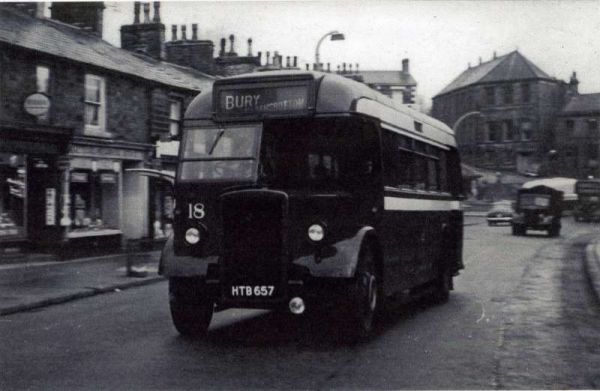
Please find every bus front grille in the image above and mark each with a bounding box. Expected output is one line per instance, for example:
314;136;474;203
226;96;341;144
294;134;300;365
220;190;288;300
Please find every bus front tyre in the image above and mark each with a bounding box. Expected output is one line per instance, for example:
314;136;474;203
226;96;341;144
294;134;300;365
344;245;379;340
432;267;451;304
169;277;213;338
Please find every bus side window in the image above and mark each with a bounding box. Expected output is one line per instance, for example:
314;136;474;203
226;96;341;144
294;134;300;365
439;150;448;192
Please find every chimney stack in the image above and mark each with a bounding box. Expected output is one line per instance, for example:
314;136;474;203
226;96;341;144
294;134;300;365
51;2;106;38
191;24;198;40
134;2;140;24
153;1;161;23
143;3;150;23
402;58;409;74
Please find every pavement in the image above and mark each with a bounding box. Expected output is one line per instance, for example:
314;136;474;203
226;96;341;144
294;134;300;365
1;216;599;317
0;250;164;316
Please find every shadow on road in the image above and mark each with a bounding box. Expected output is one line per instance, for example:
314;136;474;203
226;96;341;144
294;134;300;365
172;290;463;350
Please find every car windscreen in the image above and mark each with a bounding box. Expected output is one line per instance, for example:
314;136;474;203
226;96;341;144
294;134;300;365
519;194;550;209
179;124;260;181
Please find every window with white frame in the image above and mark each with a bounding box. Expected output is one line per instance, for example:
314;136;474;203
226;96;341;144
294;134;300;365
169;99;182;137
84;74;106;132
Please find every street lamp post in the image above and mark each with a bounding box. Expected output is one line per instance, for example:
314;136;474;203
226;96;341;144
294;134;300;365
315;31;345;71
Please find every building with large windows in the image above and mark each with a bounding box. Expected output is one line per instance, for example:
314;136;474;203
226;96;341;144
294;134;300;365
0;2;213;256
431;51;575;175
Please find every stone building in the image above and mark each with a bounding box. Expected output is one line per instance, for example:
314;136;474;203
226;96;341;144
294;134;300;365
431;50;572;175
0;2;213;255
553;90;600;179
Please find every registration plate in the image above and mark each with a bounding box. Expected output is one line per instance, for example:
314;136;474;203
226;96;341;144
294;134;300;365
230;285;275;297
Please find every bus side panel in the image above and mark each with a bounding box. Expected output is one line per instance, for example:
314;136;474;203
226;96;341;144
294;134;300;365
378;207;421;294
159;236;218;277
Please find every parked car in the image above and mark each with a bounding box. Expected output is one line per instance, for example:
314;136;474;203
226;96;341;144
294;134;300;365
512;185;563;237
486;200;514;226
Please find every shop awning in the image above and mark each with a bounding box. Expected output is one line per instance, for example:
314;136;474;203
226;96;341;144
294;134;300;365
125;168;175;185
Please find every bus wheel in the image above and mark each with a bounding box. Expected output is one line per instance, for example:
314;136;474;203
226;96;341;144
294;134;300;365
169;277;213;338
432;267;451;304
345;245;378;340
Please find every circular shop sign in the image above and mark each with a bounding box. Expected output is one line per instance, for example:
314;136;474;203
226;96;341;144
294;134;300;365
23;93;51;116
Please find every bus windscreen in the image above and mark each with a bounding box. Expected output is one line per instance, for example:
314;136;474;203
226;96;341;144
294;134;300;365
179;124;260;181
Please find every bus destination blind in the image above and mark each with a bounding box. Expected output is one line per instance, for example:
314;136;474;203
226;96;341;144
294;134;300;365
217;85;309;117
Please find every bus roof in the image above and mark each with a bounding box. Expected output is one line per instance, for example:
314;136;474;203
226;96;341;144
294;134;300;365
185;70;456;147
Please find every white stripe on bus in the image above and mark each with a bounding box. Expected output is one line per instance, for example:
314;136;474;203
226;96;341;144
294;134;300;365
384;197;461;211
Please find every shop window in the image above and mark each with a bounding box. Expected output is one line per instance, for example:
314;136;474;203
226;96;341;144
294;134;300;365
169;99;182;137
152;180;174;240
84;74;106;133
0;154;26;239
69;169;119;234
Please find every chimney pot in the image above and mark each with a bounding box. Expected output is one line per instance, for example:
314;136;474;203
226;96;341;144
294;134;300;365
153;2;161;23
402;58;409;74
293;56;298;68
356;63;359;73
257;51;262;65
220;38;226;56
286;56;290;68
337;65;341;74
143;3;150;23
266;51;271;64
327;63;331;72
479;56;482;65
493;51;497;59
247;38;253;56
313;63;317;71
181;25;187;40
134;2;141;24
229;34;235;54
343;63;347;73
171;24;177;41
191;24;198;40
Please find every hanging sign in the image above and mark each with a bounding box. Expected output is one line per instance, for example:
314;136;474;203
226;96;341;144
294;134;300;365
23;93;51;116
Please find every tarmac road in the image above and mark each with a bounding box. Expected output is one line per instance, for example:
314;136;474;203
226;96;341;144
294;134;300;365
1;218;600;390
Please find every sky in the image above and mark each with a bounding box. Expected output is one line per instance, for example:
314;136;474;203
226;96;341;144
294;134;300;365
99;1;600;108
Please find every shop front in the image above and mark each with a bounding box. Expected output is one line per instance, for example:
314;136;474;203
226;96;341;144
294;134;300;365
59;138;153;256
0;122;71;252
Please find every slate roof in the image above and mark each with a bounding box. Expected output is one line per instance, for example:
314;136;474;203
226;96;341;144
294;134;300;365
561;93;600;115
0;5;214;92
435;51;553;97
360;70;417;86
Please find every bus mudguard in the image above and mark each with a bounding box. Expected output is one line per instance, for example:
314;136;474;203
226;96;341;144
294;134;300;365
159;236;218;277
293;226;376;278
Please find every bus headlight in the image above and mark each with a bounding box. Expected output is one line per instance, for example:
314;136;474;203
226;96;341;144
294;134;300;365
308;224;325;242
185;228;201;245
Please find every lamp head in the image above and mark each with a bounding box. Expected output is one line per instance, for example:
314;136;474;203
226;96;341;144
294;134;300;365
330;33;345;41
